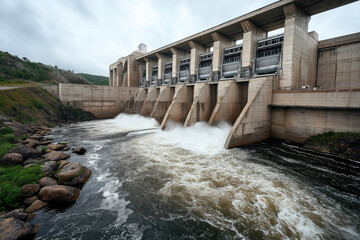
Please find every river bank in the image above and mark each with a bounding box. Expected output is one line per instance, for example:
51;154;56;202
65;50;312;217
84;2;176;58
0;87;95;239
303;131;360;160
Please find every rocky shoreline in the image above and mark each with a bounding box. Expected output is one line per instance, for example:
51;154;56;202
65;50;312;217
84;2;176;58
0;125;92;240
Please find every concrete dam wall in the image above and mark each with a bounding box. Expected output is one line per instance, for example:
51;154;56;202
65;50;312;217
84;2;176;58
48;0;360;149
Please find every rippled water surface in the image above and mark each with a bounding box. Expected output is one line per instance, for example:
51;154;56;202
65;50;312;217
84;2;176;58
31;114;360;239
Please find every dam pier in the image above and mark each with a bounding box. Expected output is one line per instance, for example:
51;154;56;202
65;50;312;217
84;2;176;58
44;0;360;149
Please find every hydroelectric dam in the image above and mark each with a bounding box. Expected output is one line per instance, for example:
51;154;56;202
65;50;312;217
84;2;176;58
44;0;360;149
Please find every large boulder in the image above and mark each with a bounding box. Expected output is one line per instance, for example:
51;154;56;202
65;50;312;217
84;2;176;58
23;139;41;148
62;167;92;187
28;134;44;141
41;164;55;177
39;140;52;146
58;160;69;170
48;144;66;151
72;147;87;155
40;161;58;177
23;196;39;206
38;177;57;187
23;158;41;166
0;217;38;240
25;200;48;213
0;209;28;221
43;151;70;162
22;184;40;198
9;145;41;160
38;185;80;202
0;153;23;166
55;162;82;183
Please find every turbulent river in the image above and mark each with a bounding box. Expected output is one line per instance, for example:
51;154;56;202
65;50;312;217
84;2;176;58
31;114;360;240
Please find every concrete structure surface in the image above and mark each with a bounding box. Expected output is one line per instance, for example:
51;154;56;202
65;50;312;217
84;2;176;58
47;84;138;118
52;0;359;149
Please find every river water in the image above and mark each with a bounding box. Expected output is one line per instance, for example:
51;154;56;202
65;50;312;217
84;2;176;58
31;114;360;240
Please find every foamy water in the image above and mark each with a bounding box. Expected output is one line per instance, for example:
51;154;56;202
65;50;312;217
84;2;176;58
32;113;360;239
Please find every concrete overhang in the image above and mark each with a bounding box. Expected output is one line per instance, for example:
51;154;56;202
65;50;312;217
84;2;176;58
136;0;357;61
318;32;360;49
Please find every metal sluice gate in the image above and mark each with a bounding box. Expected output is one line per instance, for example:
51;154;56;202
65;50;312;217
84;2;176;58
254;35;283;75
221;45;242;79
163;62;172;85
150;65;158;85
178;58;190;83
197;52;213;81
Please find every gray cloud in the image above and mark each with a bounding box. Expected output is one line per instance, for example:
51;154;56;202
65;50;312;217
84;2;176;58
0;0;359;76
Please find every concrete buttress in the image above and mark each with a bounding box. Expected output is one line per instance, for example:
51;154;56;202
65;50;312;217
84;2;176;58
150;86;175;124
160;85;194;130
129;88;147;114
225;77;273;148
184;82;215;127
140;87;159;117
208;80;248;126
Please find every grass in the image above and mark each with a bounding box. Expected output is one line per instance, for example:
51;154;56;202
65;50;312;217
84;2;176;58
306;131;360;145
41;146;48;154
0;127;16;158
0;165;43;211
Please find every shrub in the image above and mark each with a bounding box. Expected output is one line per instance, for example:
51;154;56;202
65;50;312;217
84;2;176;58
0;127;13;135
0;142;14;158
3;134;16;143
0;165;43;211
0;183;21;211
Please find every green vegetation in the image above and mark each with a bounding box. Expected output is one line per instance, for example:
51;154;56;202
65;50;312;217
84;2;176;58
78;73;109;85
0;165;43;210
0;87;58;125
0;127;16;158
0;51;90;85
305;131;360;159
41;146;48;154
0;51;51;83
306;131;360;145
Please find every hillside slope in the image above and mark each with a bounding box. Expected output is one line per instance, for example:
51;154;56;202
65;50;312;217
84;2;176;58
0;51;90;85
78;73;109;85
0;87;94;137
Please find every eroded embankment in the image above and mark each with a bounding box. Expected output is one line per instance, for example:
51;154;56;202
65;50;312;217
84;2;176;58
304;131;360;160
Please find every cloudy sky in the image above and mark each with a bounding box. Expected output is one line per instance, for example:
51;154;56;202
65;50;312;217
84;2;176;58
0;0;359;76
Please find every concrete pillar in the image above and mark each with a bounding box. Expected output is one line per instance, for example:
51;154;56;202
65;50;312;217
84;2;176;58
211;32;235;75
109;69;114;86
189;41;206;75
241;20;266;76
113;68;118;86
138;64;145;86
161;85;194;130
208;80;248;125
140;87;160;117
225;76;272;149
129;88;148;114
184;82;215;126
156;53;172;84
170;48;188;81
145;57;156;83
150;86;175;123
127;54;141;87
281;3;317;90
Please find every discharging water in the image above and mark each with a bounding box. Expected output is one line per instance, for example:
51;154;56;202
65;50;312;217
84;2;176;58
31;114;360;239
